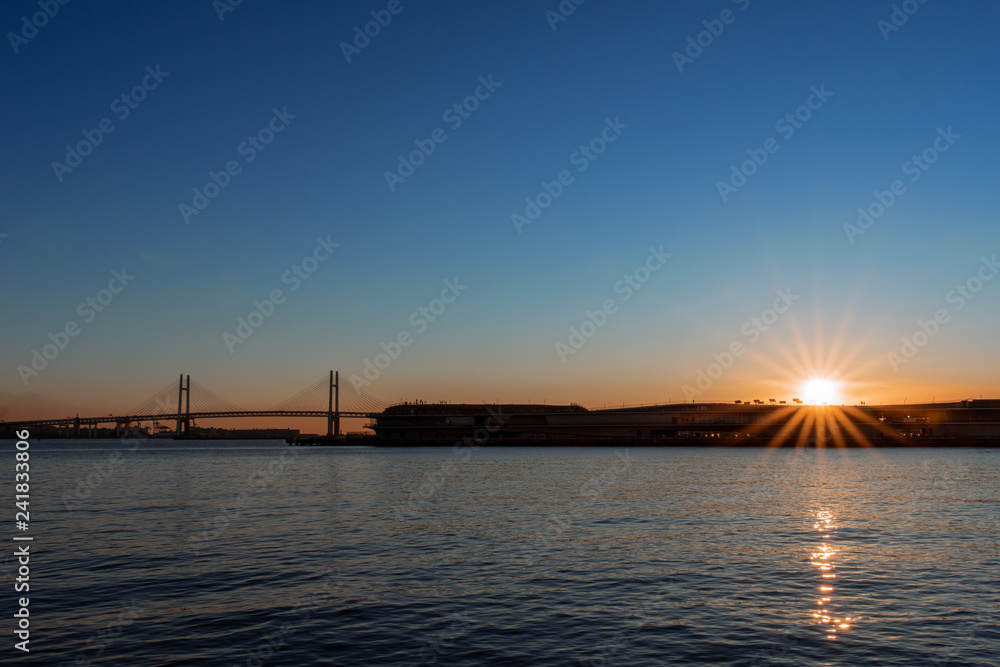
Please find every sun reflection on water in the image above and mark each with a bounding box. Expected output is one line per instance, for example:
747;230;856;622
810;511;853;640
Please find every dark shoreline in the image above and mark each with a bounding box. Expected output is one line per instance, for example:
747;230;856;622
287;435;1000;448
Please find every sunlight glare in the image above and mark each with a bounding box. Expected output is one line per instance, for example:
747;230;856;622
800;378;842;405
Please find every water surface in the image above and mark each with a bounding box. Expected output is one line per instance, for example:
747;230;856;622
11;439;999;665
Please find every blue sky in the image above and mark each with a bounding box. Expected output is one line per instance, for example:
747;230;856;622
2;0;998;420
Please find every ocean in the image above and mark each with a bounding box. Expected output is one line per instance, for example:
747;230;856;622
9;438;999;666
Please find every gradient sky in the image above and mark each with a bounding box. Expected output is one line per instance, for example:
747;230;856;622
2;0;999;425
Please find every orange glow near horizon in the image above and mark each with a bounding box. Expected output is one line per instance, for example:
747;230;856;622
4;291;999;425
741;293;894;407
727;304;893;448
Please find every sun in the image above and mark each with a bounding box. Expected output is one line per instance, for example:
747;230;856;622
800;378;842;405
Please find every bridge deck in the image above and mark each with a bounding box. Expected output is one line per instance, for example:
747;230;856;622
3;410;375;428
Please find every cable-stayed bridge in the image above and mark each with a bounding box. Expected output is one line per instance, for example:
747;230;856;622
2;372;385;437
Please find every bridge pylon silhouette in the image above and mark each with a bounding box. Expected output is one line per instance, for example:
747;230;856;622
2;371;388;438
169;372;343;436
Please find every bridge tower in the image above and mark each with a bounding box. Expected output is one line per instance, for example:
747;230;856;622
327;370;340;437
176;374;191;437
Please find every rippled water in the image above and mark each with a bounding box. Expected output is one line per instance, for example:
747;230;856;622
10;439;1000;666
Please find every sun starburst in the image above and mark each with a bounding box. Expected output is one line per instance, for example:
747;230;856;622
800;377;842;405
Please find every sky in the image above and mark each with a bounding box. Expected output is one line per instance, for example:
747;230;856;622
2;0;999;428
